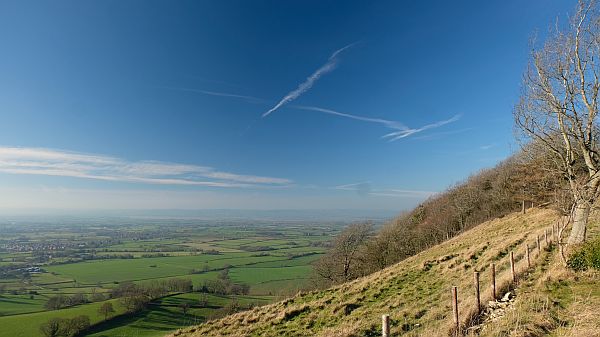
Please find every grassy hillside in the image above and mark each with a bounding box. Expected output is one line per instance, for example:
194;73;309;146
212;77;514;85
85;294;273;337
168;208;599;337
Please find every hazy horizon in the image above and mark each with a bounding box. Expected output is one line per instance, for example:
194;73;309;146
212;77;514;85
0;207;399;222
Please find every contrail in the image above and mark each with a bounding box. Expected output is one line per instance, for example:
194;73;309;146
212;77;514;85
161;86;266;103
412;127;473;140
293;105;406;130
294;105;461;141
262;42;358;117
381;114;462;141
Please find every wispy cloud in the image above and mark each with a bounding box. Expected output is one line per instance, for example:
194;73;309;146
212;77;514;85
334;181;372;197
479;143;496;150
161;86;266;104
334;182;370;190
413;128;473;140
179;75;243;89
0;147;291;188
262;42;358;117
368;189;437;198
294;105;461;141
334;182;436;198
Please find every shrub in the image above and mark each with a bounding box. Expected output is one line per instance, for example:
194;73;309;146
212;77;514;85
567;237;600;271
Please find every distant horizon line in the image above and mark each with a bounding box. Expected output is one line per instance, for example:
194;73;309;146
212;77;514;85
0;207;401;213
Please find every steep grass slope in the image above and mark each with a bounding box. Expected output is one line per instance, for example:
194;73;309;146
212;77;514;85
476;250;600;337
168;207;597;337
476;220;600;337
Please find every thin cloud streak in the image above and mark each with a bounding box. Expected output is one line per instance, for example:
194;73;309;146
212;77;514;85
334;181;372;197
294;106;406;129
0;147;291;188
262;42;358;117
381;114;462;141
334;182;371;190
161;86;266;104
294;105;460;141
334;182;436;198
413;127;474;140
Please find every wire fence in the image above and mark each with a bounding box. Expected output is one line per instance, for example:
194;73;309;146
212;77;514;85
380;224;557;337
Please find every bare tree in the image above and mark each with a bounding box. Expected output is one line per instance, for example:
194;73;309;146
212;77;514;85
179;302;191;316
39;318;64;337
198;292;209;307
313;223;372;284
515;0;600;244
360;226;397;273
98;302;115;321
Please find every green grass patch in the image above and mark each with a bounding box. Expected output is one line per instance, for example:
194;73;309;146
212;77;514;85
45;254;288;284
0;298;125;337
0;294;47;316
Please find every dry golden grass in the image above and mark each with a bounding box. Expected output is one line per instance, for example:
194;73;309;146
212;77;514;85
476;258;600;337
167;208;598;337
475;213;600;337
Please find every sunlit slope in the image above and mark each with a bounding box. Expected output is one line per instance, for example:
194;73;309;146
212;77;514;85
168;208;560;337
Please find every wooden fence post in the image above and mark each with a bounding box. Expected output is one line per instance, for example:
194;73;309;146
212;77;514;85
537;235;541;252
545;229;548;246
382;314;390;337
510;251;516;283
452;286;459;332
526;244;530;269
474;271;480;313
491;263;496;299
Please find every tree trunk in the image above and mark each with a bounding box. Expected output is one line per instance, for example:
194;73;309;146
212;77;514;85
568;202;589;244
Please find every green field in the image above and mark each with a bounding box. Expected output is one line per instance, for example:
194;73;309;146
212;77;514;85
0;299;126;337
0;218;339;336
45;253;318;285
0;294;48;316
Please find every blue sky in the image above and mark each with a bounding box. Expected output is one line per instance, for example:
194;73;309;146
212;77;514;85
0;0;575;211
